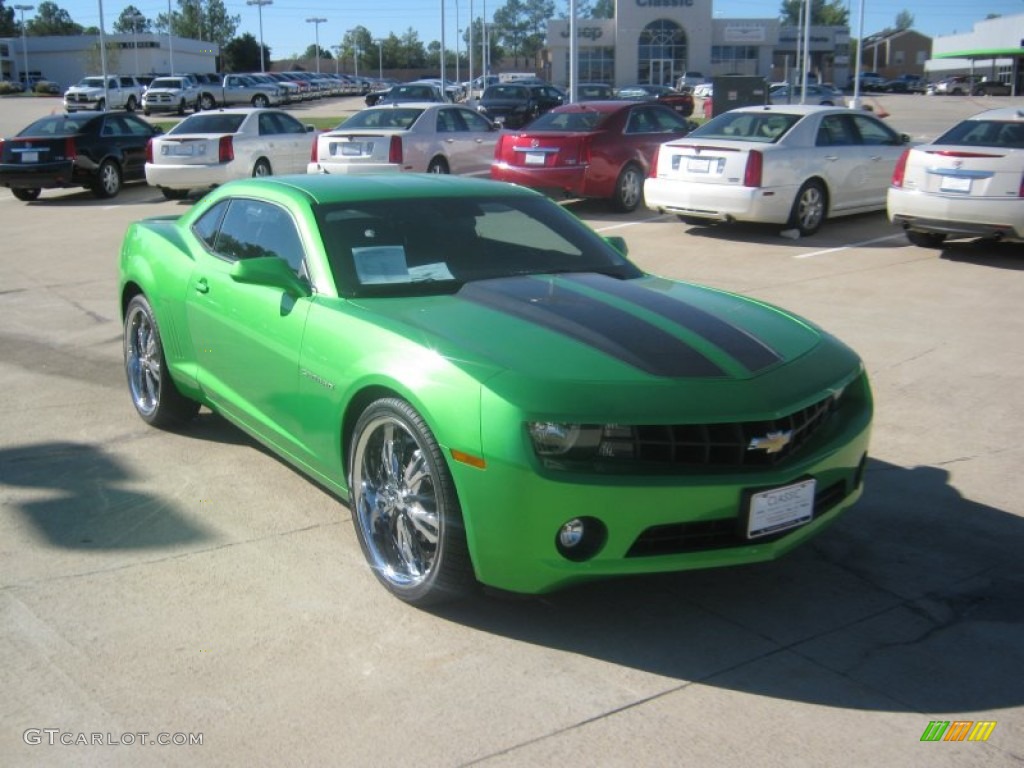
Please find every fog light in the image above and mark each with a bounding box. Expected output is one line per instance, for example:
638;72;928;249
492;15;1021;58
559;519;585;548
555;516;607;562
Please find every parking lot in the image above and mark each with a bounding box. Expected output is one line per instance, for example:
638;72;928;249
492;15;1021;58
1;92;1023;767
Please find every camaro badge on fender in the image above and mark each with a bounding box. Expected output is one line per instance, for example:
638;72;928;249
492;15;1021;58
748;430;794;454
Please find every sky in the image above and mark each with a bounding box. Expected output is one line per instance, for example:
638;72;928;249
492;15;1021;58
22;0;1024;62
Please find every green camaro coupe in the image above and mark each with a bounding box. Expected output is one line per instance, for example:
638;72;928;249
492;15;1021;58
119;174;872;605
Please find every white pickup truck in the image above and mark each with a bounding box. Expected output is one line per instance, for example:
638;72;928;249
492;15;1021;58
64;75;144;112
141;76;201;115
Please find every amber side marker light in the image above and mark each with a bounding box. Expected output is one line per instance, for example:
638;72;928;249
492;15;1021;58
450;449;486;469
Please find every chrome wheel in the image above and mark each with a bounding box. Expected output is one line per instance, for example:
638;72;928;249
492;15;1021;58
125;300;162;420
790;180;826;236
612;163;643;212
93;160;122;199
349;399;473;604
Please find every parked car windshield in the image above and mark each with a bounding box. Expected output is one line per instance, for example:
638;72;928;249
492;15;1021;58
170;113;247;134
935;119;1024;149
19;115;91;136
338;108;425;130
690;111;801;143
483;85;530;100
315;194;641;297
149;78;186;89
77;77;106;88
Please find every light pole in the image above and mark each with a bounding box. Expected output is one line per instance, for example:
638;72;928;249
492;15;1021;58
306;17;327;75
166;0;174;73
13;4;33;91
247;0;272;73
354;45;359;78
331;44;341;74
128;12;145;77
375;39;383;80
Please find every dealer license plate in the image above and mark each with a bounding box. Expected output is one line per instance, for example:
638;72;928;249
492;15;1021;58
746;479;815;539
687;157;711;173
21;151;39;163
340;142;363;156
524;152;546;165
940;175;971;193
164;144;193;157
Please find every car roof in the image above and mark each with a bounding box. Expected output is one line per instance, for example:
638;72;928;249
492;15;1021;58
207;173;540;207
548;100;635;114
727;104;859;116
965;107;1024;121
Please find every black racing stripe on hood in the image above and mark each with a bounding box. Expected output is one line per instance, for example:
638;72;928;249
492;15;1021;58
459;276;726;378
565;273;782;373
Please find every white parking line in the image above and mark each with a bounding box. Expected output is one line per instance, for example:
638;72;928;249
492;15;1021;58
793;233;905;258
594;214;668;233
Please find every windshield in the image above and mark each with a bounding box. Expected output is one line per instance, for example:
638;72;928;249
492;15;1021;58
689;112;800;143
315;194;640;298
338;107;425;130
149;78;183;89
79;77;106;88
170;113;246;134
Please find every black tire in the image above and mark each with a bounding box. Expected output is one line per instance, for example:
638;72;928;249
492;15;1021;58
177;99;187;116
251;94;269;108
12;188;41;201
252;158;272;178
92;159;122;199
199;93;216;110
906;230;947;249
125;95;137;112
160;187;189;201
143;109;151;116
123;294;200;428
348;398;475;605
96;98;106;111
611;162;644;213
427;157;450;174
787;179;827;236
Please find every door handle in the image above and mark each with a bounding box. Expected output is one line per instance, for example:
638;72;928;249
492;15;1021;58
195;277;209;294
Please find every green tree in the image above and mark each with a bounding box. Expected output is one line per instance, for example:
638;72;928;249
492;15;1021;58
221;32;268;72
303;44;332;60
493;0;552;68
337;26;375;74
25;1;82;35
156;0;238;46
779;0;848;26
0;1;18;37
591;0;613;18
894;10;914;30
113;6;152;34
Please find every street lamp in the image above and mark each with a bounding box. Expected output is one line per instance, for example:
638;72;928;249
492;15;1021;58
306;17;327;75
166;0;174;73
128;12;145;77
331;44;341;75
375;39;383;81
247;0;272;73
13;4;33;92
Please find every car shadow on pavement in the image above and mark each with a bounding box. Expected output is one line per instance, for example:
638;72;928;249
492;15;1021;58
0;441;214;550
939;239;1024;269
435;456;1024;714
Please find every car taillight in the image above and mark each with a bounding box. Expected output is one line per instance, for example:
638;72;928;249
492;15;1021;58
388;135;403;164
64;137;77;160
495;133;508;160
891;148;910;188
1019;173;1024;198
145;138;154;164
218;135;234;163
743;149;762;187
310;135;320;163
648;146;661;178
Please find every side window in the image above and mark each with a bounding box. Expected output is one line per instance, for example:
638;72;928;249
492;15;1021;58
460;109;493;132
123;114;155;137
817;116;852;146
192;200;229;250
651;107;687;132
258;112;277;135
213;199;306;274
625;108;656;134
436;108;458;133
850;114;900;146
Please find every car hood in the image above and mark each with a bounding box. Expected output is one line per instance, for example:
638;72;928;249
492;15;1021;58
346;273;859;418
145;88;187;96
67;86;103;95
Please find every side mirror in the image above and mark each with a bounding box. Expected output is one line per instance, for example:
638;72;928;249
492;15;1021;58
305;124;315;133
230;256;309;297
604;235;628;256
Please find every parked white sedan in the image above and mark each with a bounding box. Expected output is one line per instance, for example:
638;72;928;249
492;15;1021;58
645;105;909;235
307;103;500;177
888;107;1024;247
145;108;315;200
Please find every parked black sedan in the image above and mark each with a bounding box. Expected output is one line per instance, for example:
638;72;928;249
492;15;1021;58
0;111;160;201
476;83;564;128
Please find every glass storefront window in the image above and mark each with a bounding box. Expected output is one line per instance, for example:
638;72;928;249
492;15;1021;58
637;20;687;86
564;47;615;84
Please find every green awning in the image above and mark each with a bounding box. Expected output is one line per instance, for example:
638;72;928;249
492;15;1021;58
935;48;1024;59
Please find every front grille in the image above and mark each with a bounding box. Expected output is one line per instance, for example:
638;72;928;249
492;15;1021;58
626;479;848;557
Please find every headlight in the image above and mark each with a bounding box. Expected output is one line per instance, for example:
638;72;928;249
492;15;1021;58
526;423;636;460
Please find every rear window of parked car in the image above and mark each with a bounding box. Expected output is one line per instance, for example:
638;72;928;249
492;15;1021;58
170;114;247;134
936;119;1024;149
20;115;90;136
341;108;424;130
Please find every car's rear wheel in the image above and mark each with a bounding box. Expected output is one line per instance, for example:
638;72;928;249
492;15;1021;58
12;187;41;201
123;295;200;428
125;96;137;112
348;398;474;605
611;162;644;213
177;99;187;115
96;98;106;111
92;160;122;199
251;94;269;108
252;158;272;177
199;93;216;110
788;179;827;236
906;230;947;249
427;157;449;174
160;187;189;200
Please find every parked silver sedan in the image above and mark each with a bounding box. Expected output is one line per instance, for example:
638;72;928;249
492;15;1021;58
888;107;1024;246
308;103;500;176
645;105;910;236
145;108;316;200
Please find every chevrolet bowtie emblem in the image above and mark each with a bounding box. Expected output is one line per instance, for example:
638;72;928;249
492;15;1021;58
747;430;794;454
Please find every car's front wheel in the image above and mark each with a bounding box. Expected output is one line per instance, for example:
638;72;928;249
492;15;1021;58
92;160;122;199
427;157;449;174
788;179;827;236
252;158;272;177
251;94;269;108
906;230;947;249
123;295;200;428
611;162;644;213
348;398;474;605
125;96;137;112
199;93;216;110
12;187;41;201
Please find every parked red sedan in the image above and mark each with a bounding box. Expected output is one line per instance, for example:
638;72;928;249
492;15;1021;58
490;101;694;212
